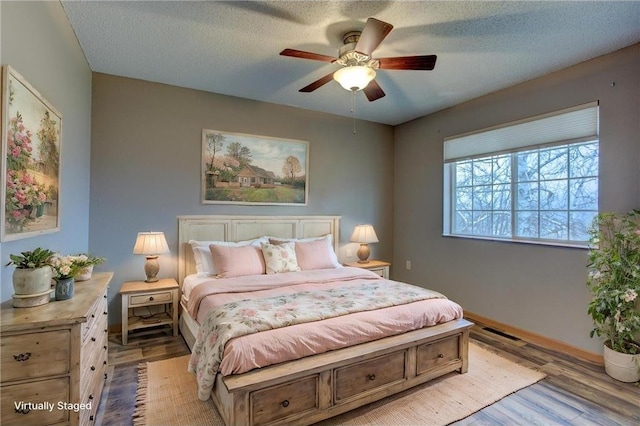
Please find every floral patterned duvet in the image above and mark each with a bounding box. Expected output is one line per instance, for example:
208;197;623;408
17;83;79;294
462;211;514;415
187;267;463;401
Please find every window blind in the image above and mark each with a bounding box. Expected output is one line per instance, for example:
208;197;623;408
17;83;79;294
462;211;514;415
444;101;599;163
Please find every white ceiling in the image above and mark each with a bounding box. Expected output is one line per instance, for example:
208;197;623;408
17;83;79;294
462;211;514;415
61;1;640;126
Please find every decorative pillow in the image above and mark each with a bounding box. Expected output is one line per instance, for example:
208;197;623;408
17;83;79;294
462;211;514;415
292;238;339;270
189;237;267;275
268;234;341;269
209;244;266;278
261;241;301;274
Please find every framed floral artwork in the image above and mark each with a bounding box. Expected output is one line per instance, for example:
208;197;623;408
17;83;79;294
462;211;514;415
1;66;62;241
202;129;309;205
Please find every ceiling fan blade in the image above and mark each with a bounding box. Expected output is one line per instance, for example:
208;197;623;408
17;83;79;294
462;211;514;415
355;18;393;56
363;79;386;102
280;48;336;63
378;55;437;70
299;72;335;93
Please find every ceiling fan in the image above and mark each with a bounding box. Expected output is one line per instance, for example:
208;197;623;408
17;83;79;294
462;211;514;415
280;17;437;102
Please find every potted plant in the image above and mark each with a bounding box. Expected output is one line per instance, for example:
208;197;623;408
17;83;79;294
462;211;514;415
49;253;83;301
6;248;55;307
587;210;640;382
73;254;106;281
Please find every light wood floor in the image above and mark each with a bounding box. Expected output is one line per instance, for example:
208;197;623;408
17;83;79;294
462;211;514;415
97;321;640;426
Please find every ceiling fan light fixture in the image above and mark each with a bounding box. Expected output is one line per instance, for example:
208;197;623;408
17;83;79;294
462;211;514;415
333;66;376;91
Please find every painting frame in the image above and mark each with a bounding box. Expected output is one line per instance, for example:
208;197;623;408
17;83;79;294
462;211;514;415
1;66;62;241
202;129;309;206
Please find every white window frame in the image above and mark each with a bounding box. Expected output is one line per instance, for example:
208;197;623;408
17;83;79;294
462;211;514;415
443;102;599;247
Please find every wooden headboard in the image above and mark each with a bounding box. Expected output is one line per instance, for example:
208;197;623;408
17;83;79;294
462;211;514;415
177;215;341;284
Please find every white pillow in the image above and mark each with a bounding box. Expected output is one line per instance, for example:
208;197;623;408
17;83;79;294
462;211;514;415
261;241;301;274
189;237;268;275
267;234;341;268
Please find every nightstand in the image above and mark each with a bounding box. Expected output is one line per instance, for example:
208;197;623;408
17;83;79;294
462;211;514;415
345;260;391;279
120;278;179;345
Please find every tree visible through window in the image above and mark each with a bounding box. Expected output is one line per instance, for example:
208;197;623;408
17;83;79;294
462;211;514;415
450;141;598;244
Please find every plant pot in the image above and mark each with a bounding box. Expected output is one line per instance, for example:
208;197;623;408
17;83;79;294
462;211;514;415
76;265;94;282
603;344;640;382
12;266;53;295
55;277;75;301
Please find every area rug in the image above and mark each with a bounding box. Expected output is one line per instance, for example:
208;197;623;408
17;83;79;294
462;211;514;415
133;343;545;426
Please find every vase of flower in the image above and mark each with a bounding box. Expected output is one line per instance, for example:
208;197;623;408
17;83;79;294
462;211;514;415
76;265;94;282
55;277;74;301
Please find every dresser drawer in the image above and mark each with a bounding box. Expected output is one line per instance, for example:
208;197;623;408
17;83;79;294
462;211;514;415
83;293;107;342
1;377;69;426
1;329;70;382
129;291;172;306
250;375;319;426
334;350;406;402
416;335;460;375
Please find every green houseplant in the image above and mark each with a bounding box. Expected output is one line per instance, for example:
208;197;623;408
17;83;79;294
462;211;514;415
587;210;640;382
6;248;55;307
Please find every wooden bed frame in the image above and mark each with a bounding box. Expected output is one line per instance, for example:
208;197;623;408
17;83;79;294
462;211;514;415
178;215;473;426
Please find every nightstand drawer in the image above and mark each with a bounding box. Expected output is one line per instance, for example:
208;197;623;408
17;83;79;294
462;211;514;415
129;291;172;306
369;267;385;277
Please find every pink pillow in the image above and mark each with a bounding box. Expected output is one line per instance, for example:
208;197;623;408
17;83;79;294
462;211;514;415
209;244;265;278
294;238;337;270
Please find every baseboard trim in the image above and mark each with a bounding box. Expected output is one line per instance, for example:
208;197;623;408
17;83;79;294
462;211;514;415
464;311;603;365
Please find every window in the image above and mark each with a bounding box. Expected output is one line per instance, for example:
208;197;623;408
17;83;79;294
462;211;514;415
443;102;599;246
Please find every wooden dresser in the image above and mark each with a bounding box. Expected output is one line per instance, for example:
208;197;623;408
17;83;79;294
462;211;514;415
1;272;112;426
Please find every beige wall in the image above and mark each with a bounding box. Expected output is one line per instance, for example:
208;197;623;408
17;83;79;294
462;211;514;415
89;73;394;322
393;44;640;354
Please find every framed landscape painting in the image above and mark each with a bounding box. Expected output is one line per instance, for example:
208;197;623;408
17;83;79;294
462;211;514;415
202;130;309;205
1;66;62;241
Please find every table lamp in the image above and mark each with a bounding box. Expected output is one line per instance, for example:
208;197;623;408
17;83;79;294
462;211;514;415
350;224;378;263
133;231;170;282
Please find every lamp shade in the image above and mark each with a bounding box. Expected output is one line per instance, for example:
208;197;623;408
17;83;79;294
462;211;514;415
333;66;376;91
350;225;379;244
133;232;170;255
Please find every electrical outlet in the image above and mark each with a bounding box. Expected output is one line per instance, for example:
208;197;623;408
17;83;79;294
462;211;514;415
405;260;412;270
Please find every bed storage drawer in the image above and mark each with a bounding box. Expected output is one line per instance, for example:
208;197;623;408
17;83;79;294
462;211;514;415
334;350;406;402
250;375;319;426
416;334;460;374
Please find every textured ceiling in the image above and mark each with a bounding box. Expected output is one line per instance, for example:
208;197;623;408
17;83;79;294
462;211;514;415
61;1;640;126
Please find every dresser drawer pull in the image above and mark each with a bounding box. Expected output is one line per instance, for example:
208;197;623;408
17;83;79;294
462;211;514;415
90;415;94;421
88;394;94;400
103;311;108;315
91;337;96;342
438;353;445;359
149;296;155;301
104;345;108;350
15;407;31;415
13;352;32;362
91;366;96;371
281;400;290;408
105;373;108;380
367;373;376;381
91;314;95;318
104;360;107;365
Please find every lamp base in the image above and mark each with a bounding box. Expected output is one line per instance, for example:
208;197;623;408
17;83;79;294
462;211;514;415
144;255;160;283
356;244;371;263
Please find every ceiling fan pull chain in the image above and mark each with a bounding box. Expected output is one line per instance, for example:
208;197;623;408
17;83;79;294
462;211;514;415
351;89;357;134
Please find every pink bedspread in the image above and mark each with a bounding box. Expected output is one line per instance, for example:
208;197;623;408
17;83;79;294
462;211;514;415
187;268;463;381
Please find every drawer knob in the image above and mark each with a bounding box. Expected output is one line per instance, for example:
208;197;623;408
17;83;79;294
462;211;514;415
438;353;445;359
149;296;155;301
88;394;94;400
91;366;96;371
91;314;95;318
368;374;376;381
281;400;290;408
15;407;31;414
103;311;108;315
91;337;96;342
105;373;108;380
13;352;32;362
104;345;108;350
90;415;94;421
